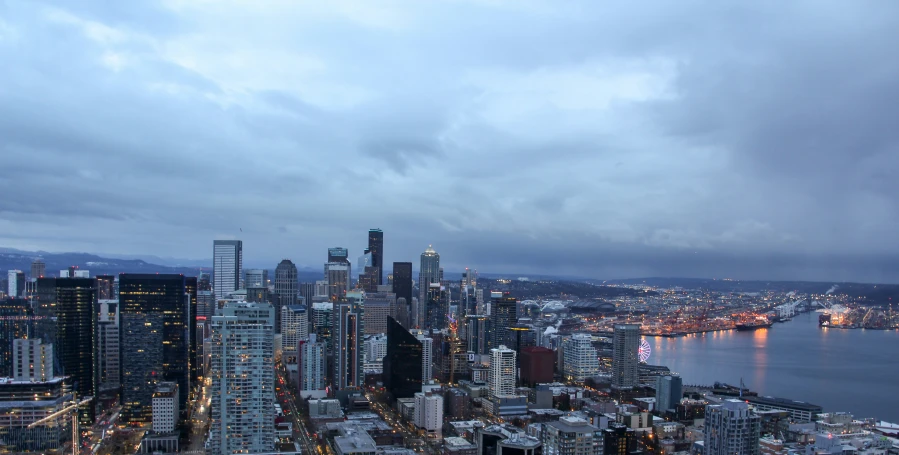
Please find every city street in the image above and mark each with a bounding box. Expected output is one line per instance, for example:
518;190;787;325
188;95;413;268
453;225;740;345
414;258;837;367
276;365;319;455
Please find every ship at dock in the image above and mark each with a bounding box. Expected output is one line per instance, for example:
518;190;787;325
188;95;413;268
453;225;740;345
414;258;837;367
735;320;773;331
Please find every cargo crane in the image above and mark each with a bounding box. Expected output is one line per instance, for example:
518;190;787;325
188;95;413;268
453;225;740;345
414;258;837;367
27;395;93;455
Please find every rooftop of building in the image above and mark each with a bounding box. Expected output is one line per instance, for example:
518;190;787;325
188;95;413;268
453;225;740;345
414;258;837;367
334;429;377;453
153;382;178;398
746;395;823;411
0;376;66;386
444;437;477;448
285;305;307;312
546;416;599;433
449;420;485;430
499;434;542;448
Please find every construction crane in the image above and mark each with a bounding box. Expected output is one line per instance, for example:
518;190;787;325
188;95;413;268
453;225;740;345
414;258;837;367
27;396;93;455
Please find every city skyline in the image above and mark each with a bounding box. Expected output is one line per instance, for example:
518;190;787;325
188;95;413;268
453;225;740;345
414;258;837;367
2;2;899;283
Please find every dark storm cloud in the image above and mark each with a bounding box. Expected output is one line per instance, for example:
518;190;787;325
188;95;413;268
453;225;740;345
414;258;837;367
1;0;898;282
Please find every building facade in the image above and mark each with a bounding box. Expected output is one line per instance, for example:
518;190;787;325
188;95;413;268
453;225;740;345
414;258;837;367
209;301;275;455
298;334;328;397
703;400;761;455
36;276;97;422
520;346;554;387
612;324;640;389
543;416;602;455
275;260;299;322
417;246;440;328
392;262;413;328
212;240;242;300
489;294;518;351
281;305;309;367
414;392;444;437
562;334;599;382
655;375;683;413
12;338;53;381
119;274;193;424
384;317;424;400
489;346;516;399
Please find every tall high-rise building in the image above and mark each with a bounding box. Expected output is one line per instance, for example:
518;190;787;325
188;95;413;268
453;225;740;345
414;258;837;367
328;247;349;264
417;334;433;382
97;300;120;392
185;276;199;384
358;250;377;292
244;269;267;288
312;302;333;359
325;262;351;302
245;270;269;304
656;375;684;413
392;262;413;328
602;423;637;455
520;346;554;387
213;240;243;300
36;277;97;421
489;293;518;351
197;291;215;318
417;246;440;328
426;283;448;330
0;300;33;377
299;282;315;309
281;305;309;368
562;334;599;382
298;334;327;396
368;229;384;286
414;391;444;437
7;270;25;298
363;291;395;334
275;260;299;327
96;275;116;300
703;400;761;455
30;258;46;280
383;317;423;400
489;345;516;399
119;274;193;424
612;324;640;390
197;272;211;291
333;291;364;390
209;301;275;455
465;314;489;355
12;338;53;381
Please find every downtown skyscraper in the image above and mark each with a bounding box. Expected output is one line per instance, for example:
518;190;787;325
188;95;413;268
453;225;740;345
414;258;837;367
383;317;424;401
209;301;275;455
489;292;518;351
333;291;364;390
392;262;413;328
703;400;761;455
213;240;242;300
612;324;640;390
417;245;440;328
368;228;384;286
35;277;97;421
119;274;194;423
274;259;298;333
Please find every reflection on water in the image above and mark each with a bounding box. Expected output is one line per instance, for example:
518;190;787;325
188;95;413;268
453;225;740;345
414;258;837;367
646;314;899;421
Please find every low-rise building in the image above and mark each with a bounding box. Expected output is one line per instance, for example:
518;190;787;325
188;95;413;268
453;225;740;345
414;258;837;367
444;437;478;455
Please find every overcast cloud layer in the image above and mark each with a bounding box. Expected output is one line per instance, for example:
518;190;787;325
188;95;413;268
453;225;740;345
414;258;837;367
2;1;899;282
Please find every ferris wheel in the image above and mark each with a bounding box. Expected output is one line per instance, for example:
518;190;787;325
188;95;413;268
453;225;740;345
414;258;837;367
638;339;651;363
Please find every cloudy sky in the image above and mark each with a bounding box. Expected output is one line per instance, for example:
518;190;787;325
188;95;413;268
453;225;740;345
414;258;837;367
2;1;898;282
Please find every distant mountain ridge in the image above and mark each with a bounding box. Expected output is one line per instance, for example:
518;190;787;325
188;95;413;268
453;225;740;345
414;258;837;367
0;248;207;277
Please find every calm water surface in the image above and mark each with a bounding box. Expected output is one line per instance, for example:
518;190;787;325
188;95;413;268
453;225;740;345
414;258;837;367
646;313;899;422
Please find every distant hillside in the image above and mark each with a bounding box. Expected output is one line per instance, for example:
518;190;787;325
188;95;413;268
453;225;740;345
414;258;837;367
604;277;899;305
0;248;207;277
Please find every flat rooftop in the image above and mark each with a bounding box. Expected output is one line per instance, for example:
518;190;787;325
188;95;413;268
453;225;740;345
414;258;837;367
746;395;823;412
